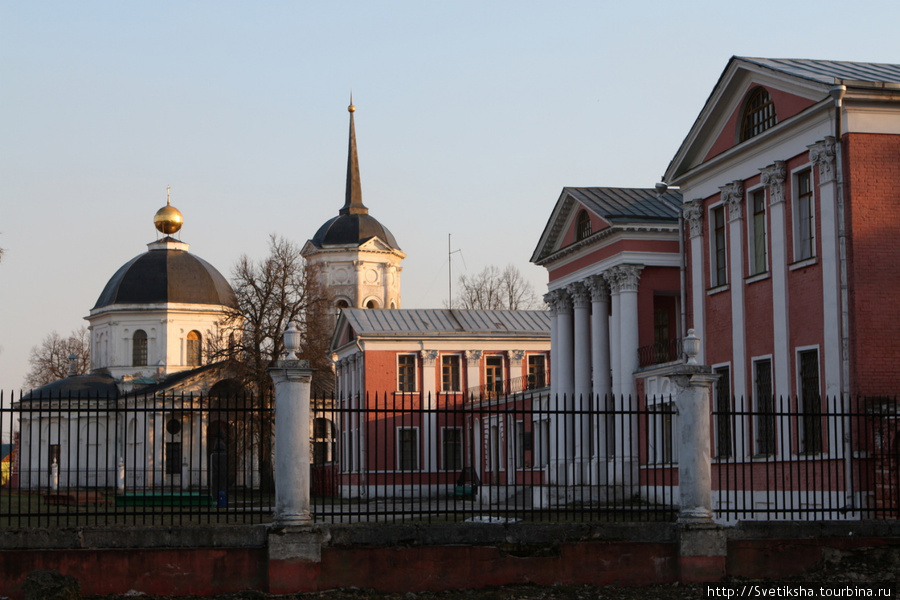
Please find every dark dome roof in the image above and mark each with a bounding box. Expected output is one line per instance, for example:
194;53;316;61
310;213;401;250
94;244;238;310
22;373;119;400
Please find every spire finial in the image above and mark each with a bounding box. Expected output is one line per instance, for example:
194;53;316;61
166;184;171;206
341;95;368;216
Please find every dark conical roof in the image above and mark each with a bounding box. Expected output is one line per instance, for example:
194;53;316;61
93;240;238;310
309;99;401;251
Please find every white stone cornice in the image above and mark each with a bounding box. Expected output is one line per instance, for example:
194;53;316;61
421;349;438;367
683;199;705;239
760;161;787;205
464;349;482;361
808;137;836;184
586;274;609;301
720;181;744;222
567;281;591;309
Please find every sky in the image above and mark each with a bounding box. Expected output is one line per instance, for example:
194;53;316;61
2;0;899;390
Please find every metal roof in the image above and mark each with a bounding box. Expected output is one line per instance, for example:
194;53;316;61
739;57;900;87
564;187;681;223
340;308;550;338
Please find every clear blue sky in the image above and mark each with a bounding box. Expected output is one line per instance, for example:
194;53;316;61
2;0;899;389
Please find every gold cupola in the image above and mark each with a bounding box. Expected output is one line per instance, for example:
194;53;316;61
153;185;184;235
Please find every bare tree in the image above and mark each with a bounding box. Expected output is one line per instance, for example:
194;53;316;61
454;264;542;310
24;327;91;389
210;235;333;491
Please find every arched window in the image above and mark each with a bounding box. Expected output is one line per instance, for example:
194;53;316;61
740;87;777;142
133;330;148;366
366;299;378;309
186;330;202;367
576;210;591;241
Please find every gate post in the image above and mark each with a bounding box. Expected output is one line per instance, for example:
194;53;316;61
268;322;314;525
669;329;726;582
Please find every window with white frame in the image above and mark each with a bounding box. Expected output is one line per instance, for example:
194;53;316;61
485;355;504;396
398;427;419;470
753;358;775;456
397;354;417;393
794;169;815;261
798;349;822;454
714;366;732;459
441;355;461;393
740;87;777;142
749;188;768;275
441;427;462;471
710;205;728;287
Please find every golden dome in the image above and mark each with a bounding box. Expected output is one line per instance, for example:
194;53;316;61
154;186;183;234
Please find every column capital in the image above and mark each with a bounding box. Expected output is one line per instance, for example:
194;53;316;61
268;361;313;384
567;281;591;308
548;288;573;313
760;161;787;205
808;137;836;184
464;349;482;361
719;180;744;222
421;349;438;367
683;199;705;239
586;274;610;301
606;264;643;293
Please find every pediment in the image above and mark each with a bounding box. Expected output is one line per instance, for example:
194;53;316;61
530;190;612;263
665;57;830;184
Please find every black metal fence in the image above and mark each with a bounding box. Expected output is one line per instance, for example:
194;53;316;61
0;390;274;528
711;394;900;521
2;389;898;527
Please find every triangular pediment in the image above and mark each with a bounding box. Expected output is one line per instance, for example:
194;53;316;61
531;187;681;264
665;57;833;183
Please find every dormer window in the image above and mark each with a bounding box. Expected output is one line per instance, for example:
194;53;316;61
576;210;591;241
740;87;777;142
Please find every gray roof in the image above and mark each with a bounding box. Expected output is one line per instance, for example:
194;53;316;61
94;242;238;310
563;187;681;223
738;57;900;88
338;308;550;342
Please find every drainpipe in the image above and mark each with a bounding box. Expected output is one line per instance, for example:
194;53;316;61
830;83;854;512
656;182;688;347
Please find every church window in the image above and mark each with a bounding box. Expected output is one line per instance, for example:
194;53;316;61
133;330;148;366
576;210;591;241
366;299;378;309
186;330;202;367
740;87;777;141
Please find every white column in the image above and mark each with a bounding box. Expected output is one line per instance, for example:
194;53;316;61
721;180;747;458
609;264;642;488
761;163;791;402
549;290;573;484
544;292;559;399
569;281;592;483
587;274;611;484
683;200;706;365
607;276;621;398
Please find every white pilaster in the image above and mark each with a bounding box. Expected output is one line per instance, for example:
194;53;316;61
722;180;747;458
761;162;791;402
421;349;439;471
683;199;706;365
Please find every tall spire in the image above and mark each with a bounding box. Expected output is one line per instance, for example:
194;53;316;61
341;94;368;215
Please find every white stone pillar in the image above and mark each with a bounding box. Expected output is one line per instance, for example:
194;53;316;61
587;274;611;483
568;281;591;482
269;350;314;525
615;264;643;399
544;293;559;399
721;180;747;459
671;330;718;522
549;290;573;484
683;200;706;365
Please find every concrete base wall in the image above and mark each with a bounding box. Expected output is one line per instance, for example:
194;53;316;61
1;522;898;599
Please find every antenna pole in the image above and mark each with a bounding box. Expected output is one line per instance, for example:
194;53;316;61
448;234;452;309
